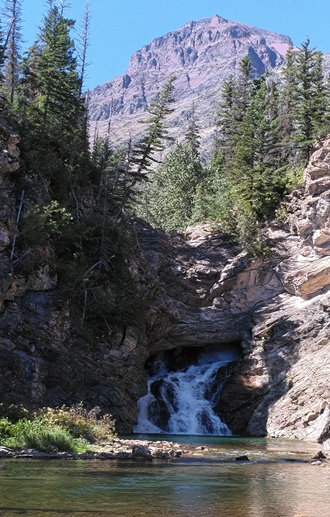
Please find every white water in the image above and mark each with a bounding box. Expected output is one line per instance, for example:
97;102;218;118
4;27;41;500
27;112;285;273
134;347;239;435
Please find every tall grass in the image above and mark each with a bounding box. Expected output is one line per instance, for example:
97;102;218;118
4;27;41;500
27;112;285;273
0;403;116;452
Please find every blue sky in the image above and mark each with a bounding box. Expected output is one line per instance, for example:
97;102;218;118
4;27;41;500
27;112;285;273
20;0;330;90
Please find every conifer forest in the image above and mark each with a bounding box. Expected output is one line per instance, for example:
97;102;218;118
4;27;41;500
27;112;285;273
1;0;330;329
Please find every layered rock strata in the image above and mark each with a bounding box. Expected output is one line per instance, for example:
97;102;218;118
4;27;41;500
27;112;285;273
217;139;330;440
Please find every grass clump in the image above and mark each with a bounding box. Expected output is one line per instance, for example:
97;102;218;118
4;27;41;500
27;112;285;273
36;403;116;443
0;403;116;453
0;418;85;452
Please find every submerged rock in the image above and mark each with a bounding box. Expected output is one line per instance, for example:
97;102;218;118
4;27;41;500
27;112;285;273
235;455;250;462
131;445;152;460
311;451;327;461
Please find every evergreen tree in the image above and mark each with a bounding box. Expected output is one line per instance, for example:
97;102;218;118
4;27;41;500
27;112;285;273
110;77;177;217
36;1;82;133
0;21;5;85
280;38;326;165
185;103;200;158
216;74;236;155
92;136;134;219
143;141;204;231
131;77;176;179
294;38;320;162
209;65;287;246
279;44;298;159
140;113;204;231
209;75;236;213
90;78;177;221
235;56;254;117
19;43;43;122
77;0;91;96
19;0;88;200
212;58;254;176
2;0;22;103
311;51;327;136
231;76;283;219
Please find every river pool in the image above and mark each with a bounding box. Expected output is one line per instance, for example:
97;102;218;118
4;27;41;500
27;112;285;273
0;436;329;517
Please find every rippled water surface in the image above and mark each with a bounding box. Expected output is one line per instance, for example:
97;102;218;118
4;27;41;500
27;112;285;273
0;437;329;517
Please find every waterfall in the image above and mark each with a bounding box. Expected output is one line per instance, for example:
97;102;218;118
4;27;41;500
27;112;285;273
134;346;240;436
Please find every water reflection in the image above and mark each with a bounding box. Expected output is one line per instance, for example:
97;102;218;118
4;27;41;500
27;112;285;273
0;439;329;517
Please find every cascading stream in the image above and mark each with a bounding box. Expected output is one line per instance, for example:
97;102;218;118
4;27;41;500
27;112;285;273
134;346;240;435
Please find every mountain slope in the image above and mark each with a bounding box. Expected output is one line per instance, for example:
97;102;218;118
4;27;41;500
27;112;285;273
88;15;292;155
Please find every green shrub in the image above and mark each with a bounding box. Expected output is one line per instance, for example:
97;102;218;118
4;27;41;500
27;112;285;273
0;403;30;423
21;422;84;453
284;166;305;191
36;404;116;443
0;404;116;452
0;418;85;452
0;417;15;438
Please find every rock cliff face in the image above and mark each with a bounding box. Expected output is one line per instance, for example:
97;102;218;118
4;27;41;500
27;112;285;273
1;116;330;441
0;117;149;432
134;138;330;442
88;15;292;155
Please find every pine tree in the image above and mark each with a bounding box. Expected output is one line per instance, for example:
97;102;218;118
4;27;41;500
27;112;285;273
212;75;234;165
91;78;177;221
36;1;82;133
235;56;254;117
131;77;176;179
212;58;254;176
227;75;284;222
77;0;91;96
185;103;200;158
111;77;177;217
281;38;326;165
2;0;22;103
140;113;204;231
210;75;237;216
18;0;88;200
143;141;204;231
279;44;298;159
311;51;327;137
294;38;319;162
208;68;285;246
0;21;5;85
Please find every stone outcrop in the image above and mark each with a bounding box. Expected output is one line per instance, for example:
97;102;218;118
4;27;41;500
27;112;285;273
217;138;330;441
88;15;292;156
1;113;330;441
133;138;330;443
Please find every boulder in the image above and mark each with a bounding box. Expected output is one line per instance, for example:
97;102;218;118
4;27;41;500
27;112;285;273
131;445;152;460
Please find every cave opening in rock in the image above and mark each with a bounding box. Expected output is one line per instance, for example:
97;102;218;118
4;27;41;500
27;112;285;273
134;342;242;435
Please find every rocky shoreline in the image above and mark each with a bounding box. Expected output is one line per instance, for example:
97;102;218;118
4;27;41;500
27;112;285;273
0;439;191;461
0;438;329;466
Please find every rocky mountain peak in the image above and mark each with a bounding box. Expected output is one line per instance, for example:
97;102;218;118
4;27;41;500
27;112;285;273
128;14;290;74
88;15;292;154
